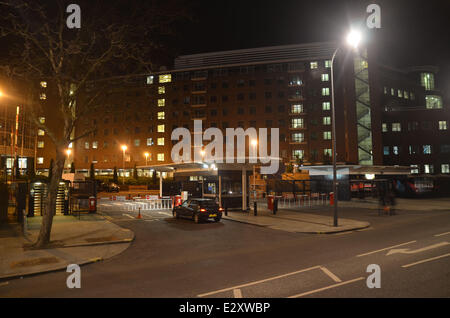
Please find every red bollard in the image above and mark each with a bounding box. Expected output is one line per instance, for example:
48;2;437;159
329;192;334;206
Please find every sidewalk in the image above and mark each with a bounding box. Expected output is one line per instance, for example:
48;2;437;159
0;214;134;280
223;207;370;234
338;197;450;211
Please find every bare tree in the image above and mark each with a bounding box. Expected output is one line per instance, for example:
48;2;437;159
0;0;190;248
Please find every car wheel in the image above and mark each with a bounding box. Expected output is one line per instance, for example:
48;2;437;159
214;216;221;222
194;214;200;224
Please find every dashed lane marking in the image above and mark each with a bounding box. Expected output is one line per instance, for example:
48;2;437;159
434;231;450;237
356;240;417;257
402;253;450;268
288;277;365;298
233;289;242;298
197;265;321;297
319;266;342;283
122;214;135;219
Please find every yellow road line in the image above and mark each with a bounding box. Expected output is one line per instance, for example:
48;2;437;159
319;266;342;283
356;240;417;257
288;277;365;298
434;231;450;237
402;253;450;268
197;265;321;297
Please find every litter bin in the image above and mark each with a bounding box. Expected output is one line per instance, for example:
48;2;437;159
89;196;97;213
267;195;274;211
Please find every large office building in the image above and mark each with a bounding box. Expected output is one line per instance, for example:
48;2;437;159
29;41;448;178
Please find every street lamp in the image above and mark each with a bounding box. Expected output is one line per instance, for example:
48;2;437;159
66;149;71;170
144;152;149;177
121;145;127;184
251;139;258;200
330;29;362;227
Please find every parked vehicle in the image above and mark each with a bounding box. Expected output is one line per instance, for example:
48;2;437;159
172;198;223;223
99;182;120;193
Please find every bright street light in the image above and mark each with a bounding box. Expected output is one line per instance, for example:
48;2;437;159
121;145;127;184
330;30;363;227
251;139;258;200
346;30;362;49
144;152;149;165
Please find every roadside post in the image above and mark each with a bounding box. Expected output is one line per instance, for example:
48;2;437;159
254;201;257;216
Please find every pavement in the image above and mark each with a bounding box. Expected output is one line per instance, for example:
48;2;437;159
223;207;370;234
339;197;450;211
0;214;134;281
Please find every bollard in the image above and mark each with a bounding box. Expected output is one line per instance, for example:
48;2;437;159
23;210;27;236
273;199;278;215
254;201;257;216
225;206;228;216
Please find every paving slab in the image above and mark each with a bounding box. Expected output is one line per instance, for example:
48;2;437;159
0;214;134;281
223;208;370;234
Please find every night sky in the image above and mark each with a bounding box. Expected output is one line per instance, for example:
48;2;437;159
174;0;450;96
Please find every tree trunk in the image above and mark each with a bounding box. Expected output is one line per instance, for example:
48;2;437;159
33;147;66;248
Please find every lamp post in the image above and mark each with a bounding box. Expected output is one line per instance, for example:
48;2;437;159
66;149;71;171
121;145;127;184
330;30;362;227
251;139;258;200
144;152;149;177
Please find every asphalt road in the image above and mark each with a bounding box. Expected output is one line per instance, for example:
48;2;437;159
0;205;449;298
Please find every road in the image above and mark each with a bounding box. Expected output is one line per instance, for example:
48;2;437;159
0;205;449;298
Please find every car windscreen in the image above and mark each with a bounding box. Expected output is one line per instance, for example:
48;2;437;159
199;200;218;208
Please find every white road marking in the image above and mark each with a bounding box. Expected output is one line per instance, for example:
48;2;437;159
319;266;342;283
402;253;450;268
197;265;321;297
288;277;365;298
356;240;417;257
434;231;450;237
0;282;9;287
233;289;242;298
386;241;449;256
122;214;135;219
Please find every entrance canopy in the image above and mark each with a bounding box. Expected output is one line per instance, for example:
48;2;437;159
299;165;412;176
137;161;265;175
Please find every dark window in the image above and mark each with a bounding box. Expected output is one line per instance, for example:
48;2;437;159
222;81;229;88
250;106;256;114
210;109;217;116
237;93;244;101
265;92;272;99
223;108;228;116
222;95;229;102
210;96;217;103
237;107;244;115
277;91;285;98
249;80;256;86
278;105;285;113
249;120;256;127
249;92;256;100
266;120;273;127
211;83;217;89
264;79;272;85
265;106;272;113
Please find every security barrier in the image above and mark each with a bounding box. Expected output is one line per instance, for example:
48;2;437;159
97;197;173;212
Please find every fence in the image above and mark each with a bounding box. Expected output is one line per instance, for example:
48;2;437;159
97;196;173;212
251;192;331;210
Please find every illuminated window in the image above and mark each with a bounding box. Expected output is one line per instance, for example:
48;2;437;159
291;104;303;114
397;90;402;98
383;146;390;155
423;145;432;154
391;88;395;96
310;61;318;69
157;124;165;133
37;141;44;148
384;87;388;94
158;86;165;94
134;139;140;146
38;129;45;136
420;73;434;91
323;117;331;125
291;118;304;129
324;148;332;156
393;146;399;155
425;95;443;109
322;88;330;96
442;164;450;174
292;133;304;143
392;123;401;132
410;92;415;100
68;142;73;148
84;142;89;149
39;93;46;100
39;117;45;124
159;74;171;83
40;81;47;88
323;131;331;140
92;141;98;149
157;138;164;146
439;121;448;130
292;149;304;159
157;112;165;120
157;153;165;161
146;75;154;85
158;99;165;107
147;138;154;146
321;74;329;82
404;91;409;99
382;123;388;132
37;157;44;164
325;60;332;68
322;102;331;111
424;164;433;174
411;165;419;174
